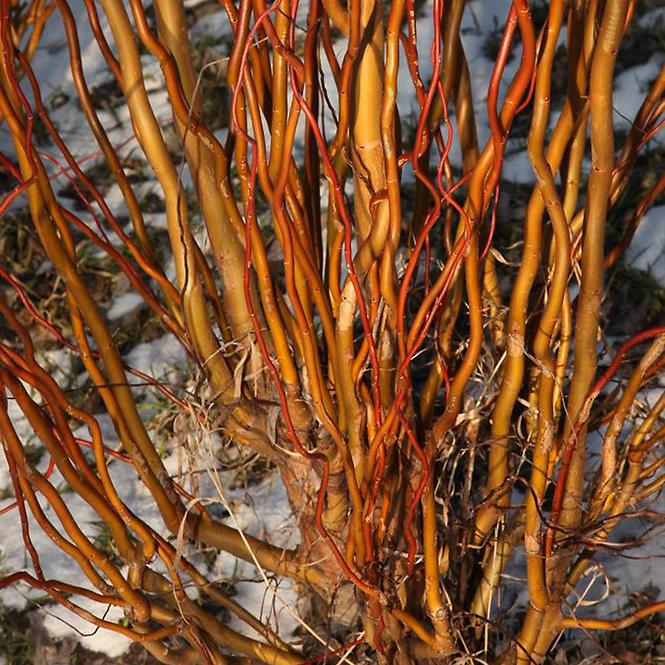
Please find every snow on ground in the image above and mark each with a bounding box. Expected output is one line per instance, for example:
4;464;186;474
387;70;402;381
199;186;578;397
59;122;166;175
614;55;665;143
627;204;665;287
41;596;132;658
211;475;301;642
105;292;145;320
0;325;298;655
0;352;300;654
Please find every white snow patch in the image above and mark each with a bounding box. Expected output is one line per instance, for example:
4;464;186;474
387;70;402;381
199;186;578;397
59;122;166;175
614;55;665;138
107;293;145;320
227;577;299;643
626;204;665;287
212;474;301;642
502;152;535;185
567;491;665;628
41;596;132;657
0;465;103;609
637;6;665;31
123;334;189;380
0;393;40;500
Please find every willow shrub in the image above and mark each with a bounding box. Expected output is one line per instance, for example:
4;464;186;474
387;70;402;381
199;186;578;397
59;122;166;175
1;0;665;663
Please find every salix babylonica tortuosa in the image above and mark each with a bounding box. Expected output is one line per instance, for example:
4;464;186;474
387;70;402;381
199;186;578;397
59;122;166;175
1;0;665;662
